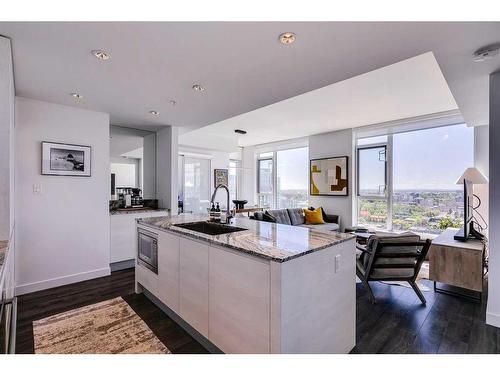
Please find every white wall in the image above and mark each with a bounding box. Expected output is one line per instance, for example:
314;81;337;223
0;37;15;239
241;146;257;206
474;125;489;236
15;97;111;295
156;126;178;213
308;129;353;231
487;71;500;328
143;132;156;199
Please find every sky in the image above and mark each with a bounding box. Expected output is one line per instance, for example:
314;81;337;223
276;147;309;190
361;123;474;191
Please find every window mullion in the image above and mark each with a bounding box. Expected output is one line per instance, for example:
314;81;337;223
273;151;278;209
387;134;394;231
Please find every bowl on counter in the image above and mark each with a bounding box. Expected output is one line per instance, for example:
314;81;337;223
232;200;248;209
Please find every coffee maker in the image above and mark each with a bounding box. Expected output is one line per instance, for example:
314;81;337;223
131;188;144;207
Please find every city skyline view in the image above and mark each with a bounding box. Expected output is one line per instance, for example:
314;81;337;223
356;124;474;233
359;123;474;192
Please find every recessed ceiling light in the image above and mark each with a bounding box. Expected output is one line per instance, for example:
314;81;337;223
91;49;111;61
70;92;83;99
149;110;159;115
192;84;205;92
279;32;296;45
234;129;247;135
169;100;177;106
473;45;500;62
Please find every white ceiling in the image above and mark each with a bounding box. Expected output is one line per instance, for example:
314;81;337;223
1;22;499;136
179;52;459;150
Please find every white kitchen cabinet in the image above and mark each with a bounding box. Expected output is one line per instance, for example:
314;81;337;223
110;210;167;264
136;263;158;295
157;231;180;313
209;245;271;353
179;237;209;337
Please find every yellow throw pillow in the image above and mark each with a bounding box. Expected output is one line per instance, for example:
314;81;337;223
303;207;325;224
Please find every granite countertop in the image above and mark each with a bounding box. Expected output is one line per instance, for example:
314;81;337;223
110;207;169;215
0;239;9;272
137;214;355;263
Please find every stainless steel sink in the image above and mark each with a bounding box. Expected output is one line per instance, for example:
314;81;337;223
173;221;247;235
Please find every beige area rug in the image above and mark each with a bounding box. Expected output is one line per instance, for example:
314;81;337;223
33;297;170;354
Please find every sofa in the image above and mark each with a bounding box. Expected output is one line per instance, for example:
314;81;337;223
251;207;340;232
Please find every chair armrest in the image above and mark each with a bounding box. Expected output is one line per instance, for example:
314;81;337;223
356;244;371;254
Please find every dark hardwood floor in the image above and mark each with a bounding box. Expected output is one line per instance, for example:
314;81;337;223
16;269;499;354
353;278;499;354
15;269;208;354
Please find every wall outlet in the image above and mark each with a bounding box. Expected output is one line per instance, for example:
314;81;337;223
334;254;341;273
33;183;42;195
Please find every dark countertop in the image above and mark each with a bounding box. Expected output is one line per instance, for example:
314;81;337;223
137;214;355;263
110;207;169;216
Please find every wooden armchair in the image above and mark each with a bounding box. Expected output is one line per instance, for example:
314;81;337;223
356;233;432;305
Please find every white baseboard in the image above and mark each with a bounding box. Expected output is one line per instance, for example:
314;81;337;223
15;267;111;296
486;311;500;328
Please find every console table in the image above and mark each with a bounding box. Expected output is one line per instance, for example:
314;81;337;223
428;228;486;301
234;207;264;217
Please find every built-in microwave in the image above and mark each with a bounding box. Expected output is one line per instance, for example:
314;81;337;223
137;228;158;274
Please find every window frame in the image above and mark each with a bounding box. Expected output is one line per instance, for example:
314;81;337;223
257;156;275;209
356;143;388;199
228;159;242;202
256;146;309;209
256;157;274;195
355;122;473;234
355;137;393;230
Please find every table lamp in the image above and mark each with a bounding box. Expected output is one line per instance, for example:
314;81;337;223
456;167;488;208
455;167;488;185
455;167;488;237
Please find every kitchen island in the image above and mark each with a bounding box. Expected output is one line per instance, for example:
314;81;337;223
135;214;356;354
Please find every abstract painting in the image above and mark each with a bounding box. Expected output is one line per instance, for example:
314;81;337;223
310;156;348;196
214;168;229;187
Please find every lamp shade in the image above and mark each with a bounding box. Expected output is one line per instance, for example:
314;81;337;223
455;167;488;185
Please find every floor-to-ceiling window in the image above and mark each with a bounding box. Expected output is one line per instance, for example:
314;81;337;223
356;123;474;234
257;147;309;209
276;147;309;209
179;156;211;214
257;155;274;208
356;138;388;229
228;159;242;202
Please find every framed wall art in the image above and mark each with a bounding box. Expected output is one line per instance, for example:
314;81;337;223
310;156;348;196
42;141;92;177
214;168;229;187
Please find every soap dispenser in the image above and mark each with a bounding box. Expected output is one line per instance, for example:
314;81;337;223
209;202;216;221
215;202;221;222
